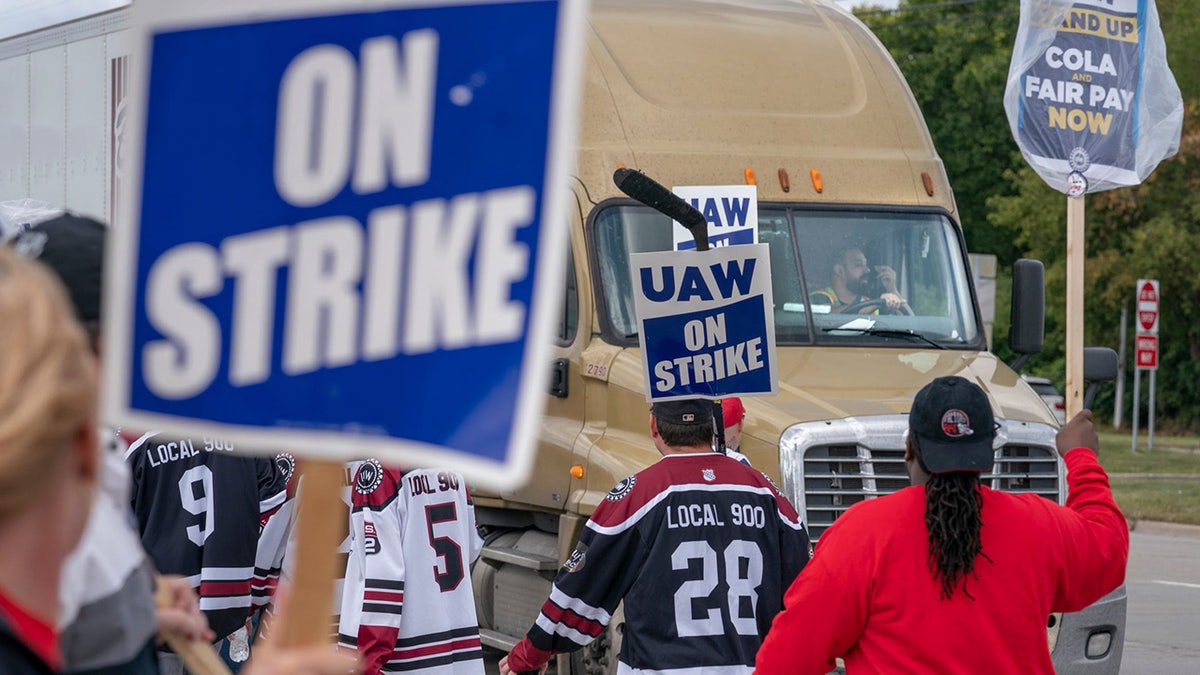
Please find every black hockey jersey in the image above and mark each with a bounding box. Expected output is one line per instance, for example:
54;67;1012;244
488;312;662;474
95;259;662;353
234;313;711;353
125;432;287;640
520;452;809;674
339;462;484;675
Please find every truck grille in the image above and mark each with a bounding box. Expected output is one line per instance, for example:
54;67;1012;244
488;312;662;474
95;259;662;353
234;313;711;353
779;417;1061;542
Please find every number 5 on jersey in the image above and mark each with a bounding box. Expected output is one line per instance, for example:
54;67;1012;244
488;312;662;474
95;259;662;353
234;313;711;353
425;502;465;592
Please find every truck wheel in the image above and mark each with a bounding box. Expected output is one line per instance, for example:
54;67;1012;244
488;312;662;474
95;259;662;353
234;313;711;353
569;604;623;675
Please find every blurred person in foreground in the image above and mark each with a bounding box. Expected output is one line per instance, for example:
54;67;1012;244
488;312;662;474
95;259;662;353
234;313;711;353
755;376;1129;674
0;230;356;675
52;212;290;675
10;213;210;674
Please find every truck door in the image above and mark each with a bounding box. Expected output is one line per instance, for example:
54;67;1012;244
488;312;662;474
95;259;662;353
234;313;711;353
500;188;589;511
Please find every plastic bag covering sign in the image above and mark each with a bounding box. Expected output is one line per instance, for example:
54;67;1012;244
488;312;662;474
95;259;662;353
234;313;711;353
104;0;584;490
631;245;777;402
671;185;758;251
1004;0;1182;194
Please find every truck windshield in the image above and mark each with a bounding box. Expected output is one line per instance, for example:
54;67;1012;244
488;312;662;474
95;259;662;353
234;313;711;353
592;204;981;348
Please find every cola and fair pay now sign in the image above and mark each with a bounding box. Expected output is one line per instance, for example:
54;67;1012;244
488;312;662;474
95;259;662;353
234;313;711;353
104;0;585;489
632;245;778;402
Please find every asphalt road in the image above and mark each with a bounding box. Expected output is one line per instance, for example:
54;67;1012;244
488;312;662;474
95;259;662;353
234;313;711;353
1121;525;1200;673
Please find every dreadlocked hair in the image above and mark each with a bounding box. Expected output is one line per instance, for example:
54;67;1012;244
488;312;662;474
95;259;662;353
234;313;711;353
923;469;990;600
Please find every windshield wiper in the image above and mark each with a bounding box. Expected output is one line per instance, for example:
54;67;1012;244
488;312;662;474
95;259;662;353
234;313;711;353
822;326;947;350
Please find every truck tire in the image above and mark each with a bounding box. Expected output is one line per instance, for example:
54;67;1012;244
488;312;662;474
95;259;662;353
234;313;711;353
569;604;623;675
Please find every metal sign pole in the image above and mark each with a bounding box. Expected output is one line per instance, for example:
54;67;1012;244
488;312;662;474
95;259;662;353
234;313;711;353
1115;302;1127;428
1131;367;1140;452
1149;368;1156;450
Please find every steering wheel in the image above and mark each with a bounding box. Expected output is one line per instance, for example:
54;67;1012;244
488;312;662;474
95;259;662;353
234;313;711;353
842;298;915;316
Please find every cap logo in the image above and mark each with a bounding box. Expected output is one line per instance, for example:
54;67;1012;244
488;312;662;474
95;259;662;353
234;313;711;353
941;409;974;438
681;413;695;422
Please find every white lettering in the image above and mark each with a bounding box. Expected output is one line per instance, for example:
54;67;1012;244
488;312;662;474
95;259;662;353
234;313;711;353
276;30;438;207
361;205;407;361
275;44;357;207
653;337;765;392
222;227;290;386
730;503;766;528
1045;47;1117;76
404;194;478;354
142;185;535;394
144;244;223;399
283;217;363;375
353;31;437;194
474;186;534;344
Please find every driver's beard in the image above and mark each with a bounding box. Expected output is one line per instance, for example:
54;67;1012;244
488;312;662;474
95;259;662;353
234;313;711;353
849;275;871;296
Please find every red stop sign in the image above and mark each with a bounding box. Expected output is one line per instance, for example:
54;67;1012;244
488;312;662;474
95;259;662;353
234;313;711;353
1138;281;1158;333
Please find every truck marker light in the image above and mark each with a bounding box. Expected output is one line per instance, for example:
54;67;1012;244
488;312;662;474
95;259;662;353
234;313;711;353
570;465;585;479
922;171;935;196
810;169;824;194
743;167;756;185
778;168;791;193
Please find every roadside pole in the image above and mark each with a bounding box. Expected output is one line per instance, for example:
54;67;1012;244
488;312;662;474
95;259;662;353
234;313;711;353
1149;369;1156;450
1132;368;1140;452
1115;302;1126;428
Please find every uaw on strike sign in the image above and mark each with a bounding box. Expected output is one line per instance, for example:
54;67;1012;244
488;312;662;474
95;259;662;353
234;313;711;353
632;246;778;402
671;185;758;252
1003;0;1181;195
104;0;584;489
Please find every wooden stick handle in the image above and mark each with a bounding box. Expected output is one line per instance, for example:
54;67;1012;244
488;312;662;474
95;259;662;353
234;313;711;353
1066;194;1086;419
277;460;347;647
154;576;233;675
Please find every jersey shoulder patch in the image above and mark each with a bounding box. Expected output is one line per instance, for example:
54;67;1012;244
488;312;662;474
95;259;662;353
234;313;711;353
354;458;385;495
606;475;637;502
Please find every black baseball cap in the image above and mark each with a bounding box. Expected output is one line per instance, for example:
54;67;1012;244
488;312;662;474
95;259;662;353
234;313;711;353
651;399;714;427
9;213;105;323
909;376;996;473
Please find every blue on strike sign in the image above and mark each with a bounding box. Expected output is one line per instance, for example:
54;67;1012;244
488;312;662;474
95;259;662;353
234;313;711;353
104;0;584;488
631;246;778;402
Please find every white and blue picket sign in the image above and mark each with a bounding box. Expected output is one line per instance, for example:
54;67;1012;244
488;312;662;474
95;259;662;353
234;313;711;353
631;245;778;402
105;0;584;489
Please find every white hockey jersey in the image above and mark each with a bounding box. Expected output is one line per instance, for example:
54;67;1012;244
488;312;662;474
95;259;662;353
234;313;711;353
257;458;365;642
339;462;484;675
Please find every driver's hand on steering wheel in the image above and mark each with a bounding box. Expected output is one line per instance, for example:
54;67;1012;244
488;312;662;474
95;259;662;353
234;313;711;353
880;292;906;309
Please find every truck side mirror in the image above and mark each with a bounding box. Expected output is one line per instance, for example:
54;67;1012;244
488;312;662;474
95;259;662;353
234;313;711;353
1008;258;1045;372
1083;346;1118;409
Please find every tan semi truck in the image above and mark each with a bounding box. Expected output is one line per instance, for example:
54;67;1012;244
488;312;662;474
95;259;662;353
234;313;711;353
468;1;1125;674
0;0;1122;672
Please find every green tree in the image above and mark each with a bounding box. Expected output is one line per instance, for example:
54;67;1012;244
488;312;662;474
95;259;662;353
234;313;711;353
861;0;1023;263
861;0;1200;428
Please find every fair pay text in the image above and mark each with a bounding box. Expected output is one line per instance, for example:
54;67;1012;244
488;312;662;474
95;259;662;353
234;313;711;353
1023;7;1140;136
143;30;535;400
